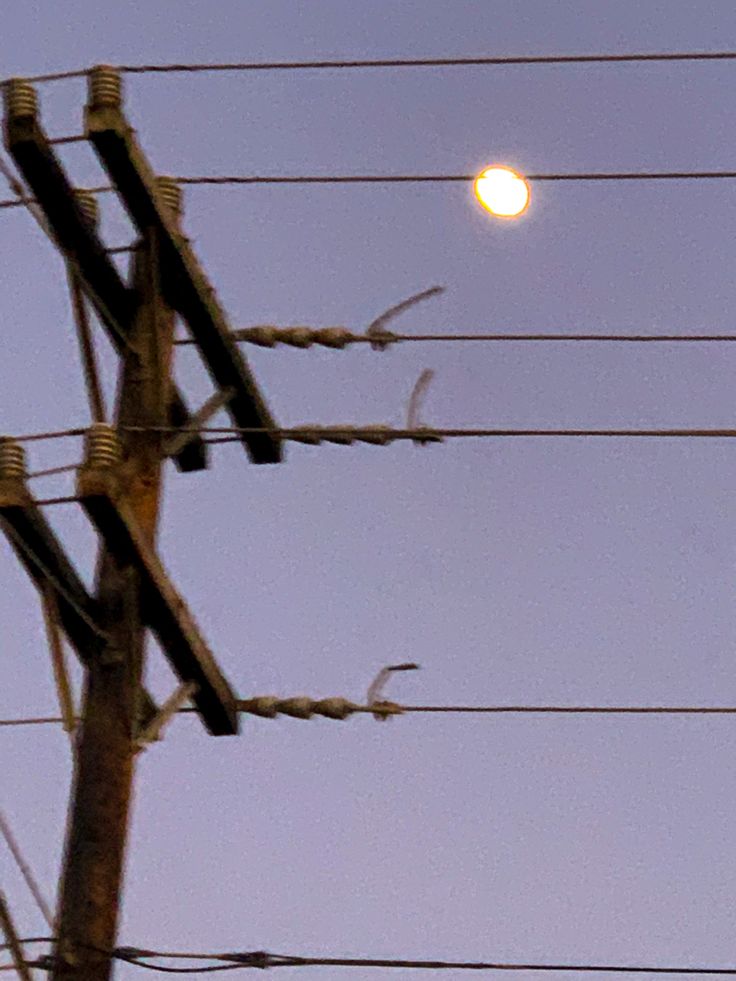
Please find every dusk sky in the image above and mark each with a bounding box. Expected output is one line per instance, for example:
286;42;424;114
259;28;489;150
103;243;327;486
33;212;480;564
4;2;736;979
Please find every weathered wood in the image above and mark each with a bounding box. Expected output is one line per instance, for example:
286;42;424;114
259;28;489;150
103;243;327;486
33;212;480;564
0;476;157;722
77;464;238;736
4;109;207;473
42;585;77;738
53;232;174;981
85;99;282;464
0;476;105;660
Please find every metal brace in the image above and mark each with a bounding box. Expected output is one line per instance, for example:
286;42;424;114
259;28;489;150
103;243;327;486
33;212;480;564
164;387;235;459
135;681;197;750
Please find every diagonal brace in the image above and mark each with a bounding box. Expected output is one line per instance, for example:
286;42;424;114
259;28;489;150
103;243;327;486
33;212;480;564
84;69;282;465
76;463;239;735
3;82;208;474
0;471;158;722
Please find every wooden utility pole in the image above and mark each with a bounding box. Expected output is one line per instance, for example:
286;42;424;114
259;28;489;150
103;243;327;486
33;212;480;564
53;223;174;981
53;225;173;979
2;67;282;981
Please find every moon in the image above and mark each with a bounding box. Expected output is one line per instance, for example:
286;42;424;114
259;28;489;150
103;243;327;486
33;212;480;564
474;166;530;218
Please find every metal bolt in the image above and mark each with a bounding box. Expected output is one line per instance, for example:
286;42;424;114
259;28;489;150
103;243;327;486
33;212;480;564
84;423;121;469
3;79;37;121
0;438;26;480
74;189;99;228
88;66;122;110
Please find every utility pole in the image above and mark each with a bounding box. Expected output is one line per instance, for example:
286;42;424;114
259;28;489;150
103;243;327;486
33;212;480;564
2;66;283;981
53;224;173;981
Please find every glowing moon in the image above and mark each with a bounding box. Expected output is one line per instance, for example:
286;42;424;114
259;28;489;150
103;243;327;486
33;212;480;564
473;166;530;218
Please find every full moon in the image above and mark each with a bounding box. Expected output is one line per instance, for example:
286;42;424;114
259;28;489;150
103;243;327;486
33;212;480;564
473;166;530;218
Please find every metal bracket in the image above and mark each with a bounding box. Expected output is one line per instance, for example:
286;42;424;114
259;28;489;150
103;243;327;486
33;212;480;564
164;387;235;459
135;681;197;749
367;662;420;720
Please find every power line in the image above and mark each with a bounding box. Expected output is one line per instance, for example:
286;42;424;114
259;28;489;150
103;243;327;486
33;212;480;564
107;946;736;975
27;463;80;481
10;942;736;976
101;49;736;73
0;811;54;929
11;424;736;453
0;939;52;953
197;426;736;446
9;49;736;88
401;705;736;715
175;325;736;349
0;716;68;728
7;702;736;730
6;168;736;213
174;171;736;185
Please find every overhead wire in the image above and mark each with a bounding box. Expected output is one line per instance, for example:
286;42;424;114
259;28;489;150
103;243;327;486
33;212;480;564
0;939;52;952
7;941;736;976
174;326;736;348
114;49;736;72
173;171;736;185
92;946;736;975
7;702;736;730
6;169;736;214
0;812;53;929
7;49;736;88
11;424;736;452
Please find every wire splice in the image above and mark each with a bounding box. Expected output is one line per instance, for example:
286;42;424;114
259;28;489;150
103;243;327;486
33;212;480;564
231;325;356;349
236;696;402;721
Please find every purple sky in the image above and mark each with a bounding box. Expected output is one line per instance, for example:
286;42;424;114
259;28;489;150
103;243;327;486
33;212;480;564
4;2;736;979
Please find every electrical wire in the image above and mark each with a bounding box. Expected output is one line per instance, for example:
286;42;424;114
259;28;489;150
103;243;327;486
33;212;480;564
112;49;736;72
401;705;736;714
10;942;736;975
110;947;736;975
198;426;736;446
0;812;53;929
12;424;736;451
34;496;81;506
174;326;736;348
5;169;736;214
9;49;736;88
0;939;52;953
0;716;67;728
172;171;736;185
27;463;79;481
6;703;736;730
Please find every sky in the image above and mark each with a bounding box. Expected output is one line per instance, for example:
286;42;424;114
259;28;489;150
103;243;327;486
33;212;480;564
3;1;736;979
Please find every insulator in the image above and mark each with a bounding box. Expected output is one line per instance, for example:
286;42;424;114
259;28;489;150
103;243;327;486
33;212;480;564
321;427;355;445
239;696;280;718
370;699;404;720
74;189;99;228
279;328;313;349
367;328;398;351
314;327;353;349
354;426;393;446
277;697;314;719
88;65;122;110
4;79;37;120
411;426;443;445
237;327;278;348
0;439;26;480
313;697;358;720
84;423;122;469
156;176;183;225
287;427;323;445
